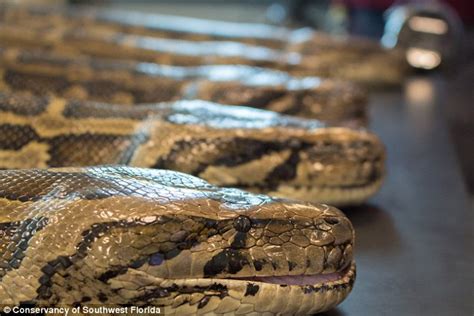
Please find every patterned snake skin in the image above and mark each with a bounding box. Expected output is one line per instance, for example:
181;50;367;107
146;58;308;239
0;4;409;86
0;166;355;314
0;92;385;206
0;47;368;127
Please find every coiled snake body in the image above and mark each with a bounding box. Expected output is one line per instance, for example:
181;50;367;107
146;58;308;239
0;166;355;314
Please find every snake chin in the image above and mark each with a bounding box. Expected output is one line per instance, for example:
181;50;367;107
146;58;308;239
136;262;356;314
248;176;384;206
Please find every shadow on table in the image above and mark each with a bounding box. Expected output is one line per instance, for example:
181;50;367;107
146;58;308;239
340;203;402;255
318;307;346;316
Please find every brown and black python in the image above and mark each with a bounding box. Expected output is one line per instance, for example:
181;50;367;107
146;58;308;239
0;4;409;86
0;91;385;206
0;47;368;127
0;166;356;314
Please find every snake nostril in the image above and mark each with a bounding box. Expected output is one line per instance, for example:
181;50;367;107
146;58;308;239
233;216;252;232
324;217;340;225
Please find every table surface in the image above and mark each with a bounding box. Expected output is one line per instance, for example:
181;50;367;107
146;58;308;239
326;76;473;316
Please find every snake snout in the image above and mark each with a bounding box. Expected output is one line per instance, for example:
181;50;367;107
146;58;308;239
268;128;386;205
299;129;385;186
241;203;354;278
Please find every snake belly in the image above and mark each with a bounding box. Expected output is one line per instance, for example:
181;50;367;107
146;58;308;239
0;47;368;127
0;92;385;206
0;166;355;314
0;4;409;86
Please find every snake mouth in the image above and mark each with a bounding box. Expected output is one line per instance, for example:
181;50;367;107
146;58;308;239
227;261;354;286
234;269;346;286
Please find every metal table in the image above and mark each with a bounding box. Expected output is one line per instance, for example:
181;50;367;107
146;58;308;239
328;76;473;315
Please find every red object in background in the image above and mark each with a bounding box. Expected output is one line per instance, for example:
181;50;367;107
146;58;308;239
445;0;474;24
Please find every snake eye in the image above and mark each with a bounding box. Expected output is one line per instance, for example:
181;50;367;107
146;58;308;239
233;216;251;232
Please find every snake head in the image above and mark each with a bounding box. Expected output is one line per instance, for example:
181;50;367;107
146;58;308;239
0;166;355;314
153;102;385;206
106;191;356;314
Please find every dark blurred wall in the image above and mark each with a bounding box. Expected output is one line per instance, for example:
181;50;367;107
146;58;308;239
338;0;473;37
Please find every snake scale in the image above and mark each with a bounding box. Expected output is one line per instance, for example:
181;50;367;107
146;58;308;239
0;4;409;86
0;4;388;314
